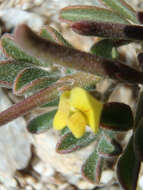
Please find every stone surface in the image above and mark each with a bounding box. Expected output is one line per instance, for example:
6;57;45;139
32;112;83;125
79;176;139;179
34;129;96;188
0;88;31;176
0;8;44;31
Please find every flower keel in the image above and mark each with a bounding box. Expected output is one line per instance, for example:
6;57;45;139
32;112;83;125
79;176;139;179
53;87;103;138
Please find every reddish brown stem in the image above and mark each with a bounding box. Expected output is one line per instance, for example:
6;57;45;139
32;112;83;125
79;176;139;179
8;24;143;85
72;21;143;40
0;83;63;126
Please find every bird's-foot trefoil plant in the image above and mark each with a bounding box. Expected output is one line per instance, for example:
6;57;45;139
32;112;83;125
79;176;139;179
0;0;143;189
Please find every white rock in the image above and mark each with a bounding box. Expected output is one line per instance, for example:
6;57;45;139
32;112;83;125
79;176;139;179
46;184;57;190
33;182;44;190
100;170;114;184
0;184;7;190
77;180;95;189
0;88;31;175
34;129;97;185
25;185;33;190
0;8;44;31
0;175;17;188
35;0;44;6
43;165;55;178
139;175;143;190
26;176;37;186
33;161;45;175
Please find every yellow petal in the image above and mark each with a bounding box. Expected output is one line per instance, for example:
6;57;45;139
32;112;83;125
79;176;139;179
67;111;87;138
70;87;103;133
53;90;70;130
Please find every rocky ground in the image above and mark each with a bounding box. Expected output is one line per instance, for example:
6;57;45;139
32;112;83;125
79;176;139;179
0;0;142;190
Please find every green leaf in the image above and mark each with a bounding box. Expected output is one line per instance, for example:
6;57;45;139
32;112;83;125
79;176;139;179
58;72;100;90
117;136;141;190
98;134;122;157
27;109;57;133
13;67;58;95
90;39;118;60
14;67;50;88
134;91;143;128
0;60;32;88
12;24;143;85
82;148;104;183
41;97;59;107
60;6;129;24
102;129;116;140
100;102;133;131
15;76;57;96
56;132;98;154
40;26;72;48
60;127;70;135
40;26;74;75
100;0;138;23
134;118;143;161
1;35;46;67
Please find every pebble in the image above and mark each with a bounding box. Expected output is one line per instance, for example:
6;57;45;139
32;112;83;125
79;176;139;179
52;172;67;184
46;184;57;190
25;186;33;190
0;184;8;190
0;8;44;30
77;180;95;190
59;184;78;190
100;170;114;184
0;89;31;175
35;0;43;6
33;162;45;175
25;176;37;186
32;182;44;190
42;166;55;178
0;175;17;188
139;175;143;190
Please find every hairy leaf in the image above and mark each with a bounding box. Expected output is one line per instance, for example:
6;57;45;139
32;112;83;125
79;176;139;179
13;67;58;95
27;109;57;133
102;129;116;139
82;148;104;183
40;26;72;47
0;60;32;88
98;134;122;157
1;35;46;66
100;0;138;23
41;97;59;107
90;39;118;59
60;6;129;24
56;132;98;154
57;72;100;89
100;102;133;131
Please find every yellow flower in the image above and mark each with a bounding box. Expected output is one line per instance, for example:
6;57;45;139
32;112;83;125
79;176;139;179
53;87;103;138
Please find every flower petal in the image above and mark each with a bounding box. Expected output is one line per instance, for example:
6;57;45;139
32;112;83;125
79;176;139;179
67;111;87;138
70;87;103;133
53;90;70;130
